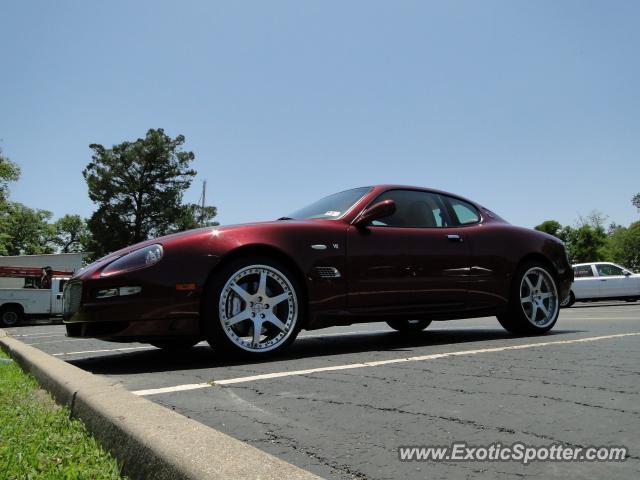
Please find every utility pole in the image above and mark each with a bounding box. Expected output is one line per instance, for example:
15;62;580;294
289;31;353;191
200;180;207;227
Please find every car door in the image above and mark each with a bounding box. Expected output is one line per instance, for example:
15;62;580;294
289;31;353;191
440;195;506;310
595;263;635;297
347;189;471;314
50;279;67;314
572;264;600;299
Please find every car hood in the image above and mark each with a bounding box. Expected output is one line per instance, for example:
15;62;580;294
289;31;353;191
74;219;335;279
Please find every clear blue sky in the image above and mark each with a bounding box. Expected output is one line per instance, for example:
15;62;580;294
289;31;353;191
1;0;638;229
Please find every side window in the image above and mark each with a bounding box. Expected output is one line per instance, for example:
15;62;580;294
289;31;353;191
573;265;594;278
444;196;481;225
58;280;68;292
369;190;451;228
596;264;624;277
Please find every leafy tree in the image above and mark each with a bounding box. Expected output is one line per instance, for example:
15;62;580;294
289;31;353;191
0;148;23;254
83;128;217;257
535;220;563;238
633;193;640;212
607;222;625;235
578;210;608;230
173;204;219;232
0;147;21;205
607;222;640;271
1;203;55;255
53;214;92;253
562;224;607;264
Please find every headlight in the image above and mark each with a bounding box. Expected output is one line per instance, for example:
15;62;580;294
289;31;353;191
100;244;164;277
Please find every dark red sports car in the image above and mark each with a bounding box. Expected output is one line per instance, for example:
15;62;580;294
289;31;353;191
64;185;573;356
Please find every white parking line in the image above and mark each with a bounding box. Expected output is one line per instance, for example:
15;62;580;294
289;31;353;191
567;317;640;321
52;346;157;356
51;341;210;357
132;332;640;397
12;333;66;339
25;338;89;346
299;329;392;339
299;326;496;340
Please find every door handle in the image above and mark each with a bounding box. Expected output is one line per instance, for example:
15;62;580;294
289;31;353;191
447;234;462;242
599;279;607;282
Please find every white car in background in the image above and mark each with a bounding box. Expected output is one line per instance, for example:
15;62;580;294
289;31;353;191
562;262;640;307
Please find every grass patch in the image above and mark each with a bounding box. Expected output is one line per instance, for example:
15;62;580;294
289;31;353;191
0;349;125;479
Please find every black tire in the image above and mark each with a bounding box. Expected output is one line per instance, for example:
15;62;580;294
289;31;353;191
0;306;23;327
560;291;575;308
203;256;304;357
386;319;432;334
497;261;560;335
151;339;200;351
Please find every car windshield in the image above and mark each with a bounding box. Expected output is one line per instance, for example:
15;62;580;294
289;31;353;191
285;187;371;220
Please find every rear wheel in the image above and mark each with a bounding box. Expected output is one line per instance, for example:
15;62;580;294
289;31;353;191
386;319;432;334
560;290;575;308
0;306;23;327
497;262;560;335
203;257;303;357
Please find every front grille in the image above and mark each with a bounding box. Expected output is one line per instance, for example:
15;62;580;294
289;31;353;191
63;282;82;315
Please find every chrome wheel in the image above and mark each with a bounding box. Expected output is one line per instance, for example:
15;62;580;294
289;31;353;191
218;264;298;353
519;267;558;327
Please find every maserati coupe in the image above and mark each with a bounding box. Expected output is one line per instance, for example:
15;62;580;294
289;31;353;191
63;185;573;356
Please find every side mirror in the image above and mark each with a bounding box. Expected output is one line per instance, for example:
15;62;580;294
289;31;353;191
353;200;396;228
624;271;632;276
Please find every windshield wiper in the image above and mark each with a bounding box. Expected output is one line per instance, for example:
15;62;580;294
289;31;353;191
277;217;293;220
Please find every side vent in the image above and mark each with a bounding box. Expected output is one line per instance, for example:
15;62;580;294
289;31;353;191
314;267;341;279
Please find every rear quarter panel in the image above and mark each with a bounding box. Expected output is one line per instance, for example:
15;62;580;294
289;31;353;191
465;222;572;308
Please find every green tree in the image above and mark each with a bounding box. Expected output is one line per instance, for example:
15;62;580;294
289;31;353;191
0;148;23;254
0;147;21;205
53;214;92;253
633;193;640;212
1;203;55;255
563;224;607;263
83;128;216;257
173;204;219;232
607;222;640;271
535;220;563;238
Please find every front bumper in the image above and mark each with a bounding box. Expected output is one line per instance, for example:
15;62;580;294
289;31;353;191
63;279;202;341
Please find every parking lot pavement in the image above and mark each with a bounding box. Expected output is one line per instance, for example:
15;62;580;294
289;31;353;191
6;302;640;479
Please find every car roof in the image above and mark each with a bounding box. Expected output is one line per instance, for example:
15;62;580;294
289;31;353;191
367;184;483;207
572;262;622;267
573;261;613;265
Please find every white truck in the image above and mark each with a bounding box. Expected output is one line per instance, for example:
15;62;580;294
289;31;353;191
0;266;72;327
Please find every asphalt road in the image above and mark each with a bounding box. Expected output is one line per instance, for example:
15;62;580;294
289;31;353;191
6;302;640;479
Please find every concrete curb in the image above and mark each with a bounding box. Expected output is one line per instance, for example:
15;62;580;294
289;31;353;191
0;329;321;480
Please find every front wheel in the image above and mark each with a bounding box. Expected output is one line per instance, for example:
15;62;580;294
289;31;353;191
497;262;560;335
204;257;303;357
0;306;23;327
386;319;432;334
